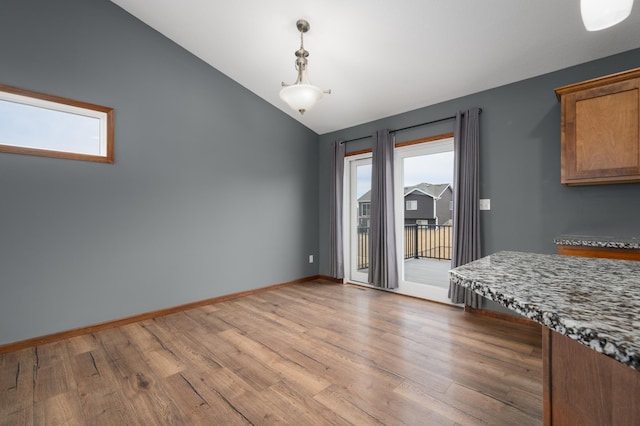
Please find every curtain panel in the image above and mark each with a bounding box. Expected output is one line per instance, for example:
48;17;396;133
368;129;399;289
449;108;482;308
329;139;345;280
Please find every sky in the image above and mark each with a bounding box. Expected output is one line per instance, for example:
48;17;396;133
356;151;454;197
0;99;101;155
404;151;454;186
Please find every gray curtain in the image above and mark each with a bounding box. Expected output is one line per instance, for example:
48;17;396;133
329;139;345;280
368;129;399;289
449;108;482;308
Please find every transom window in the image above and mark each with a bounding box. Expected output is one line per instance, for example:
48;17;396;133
0;84;114;163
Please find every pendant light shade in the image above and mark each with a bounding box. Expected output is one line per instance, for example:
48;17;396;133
279;84;325;114
280;19;330;115
581;0;634;31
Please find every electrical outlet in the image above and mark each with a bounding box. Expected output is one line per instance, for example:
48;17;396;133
309;255;314;263
479;199;491;210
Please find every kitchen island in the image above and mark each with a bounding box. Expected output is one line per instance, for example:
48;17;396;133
450;251;640;426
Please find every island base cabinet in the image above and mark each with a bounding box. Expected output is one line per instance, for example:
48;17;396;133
543;327;640;425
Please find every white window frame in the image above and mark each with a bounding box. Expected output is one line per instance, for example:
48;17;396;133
406;199;418;210
342;134;455;305
394;137;455;304
344;153;372;284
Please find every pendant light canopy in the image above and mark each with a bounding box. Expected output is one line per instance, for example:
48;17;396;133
280;19;331;115
581;0;634;31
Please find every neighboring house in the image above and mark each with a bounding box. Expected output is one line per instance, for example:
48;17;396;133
357;191;372;228
404;183;452;225
357;183;453;227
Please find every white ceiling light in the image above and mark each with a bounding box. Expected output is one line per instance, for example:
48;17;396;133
581;0;634;31
280;19;331;115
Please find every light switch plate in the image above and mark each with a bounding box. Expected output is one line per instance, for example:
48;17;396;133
479;199;491;210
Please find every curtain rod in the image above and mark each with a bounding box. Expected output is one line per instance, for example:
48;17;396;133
339;108;482;145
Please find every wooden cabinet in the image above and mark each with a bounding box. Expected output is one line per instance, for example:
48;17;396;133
543;328;640;426
549;245;640;425
555;68;640;185
556;244;640;260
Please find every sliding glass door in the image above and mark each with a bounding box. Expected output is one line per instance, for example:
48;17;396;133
344;138;454;304
394;139;454;303
347;156;372;283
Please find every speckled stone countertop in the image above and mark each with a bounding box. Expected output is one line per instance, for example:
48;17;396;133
449;251;640;370
554;234;640;250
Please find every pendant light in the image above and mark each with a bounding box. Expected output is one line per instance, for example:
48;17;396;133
581;0;634;31
280;19;331;115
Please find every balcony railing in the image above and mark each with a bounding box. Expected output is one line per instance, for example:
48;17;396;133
356;224;452;270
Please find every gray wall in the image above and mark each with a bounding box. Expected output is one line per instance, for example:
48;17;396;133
3;0;640;344
0;0;319;345
318;49;640;283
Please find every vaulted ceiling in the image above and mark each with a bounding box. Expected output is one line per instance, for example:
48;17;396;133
110;1;640;134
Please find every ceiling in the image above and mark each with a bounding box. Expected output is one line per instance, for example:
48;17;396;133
109;1;640;135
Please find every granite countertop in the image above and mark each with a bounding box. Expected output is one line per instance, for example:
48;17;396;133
554;234;640;250
449;251;640;370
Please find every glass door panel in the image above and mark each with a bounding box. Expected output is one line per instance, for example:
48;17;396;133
349;157;371;283
394;139;454;304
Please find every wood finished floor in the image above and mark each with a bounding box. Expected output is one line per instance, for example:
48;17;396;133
0;280;542;425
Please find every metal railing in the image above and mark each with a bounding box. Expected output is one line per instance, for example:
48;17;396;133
404;224;452;261
357;226;370;270
357;224;452;270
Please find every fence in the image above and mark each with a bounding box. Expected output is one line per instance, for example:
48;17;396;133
356;224;452;270
404;224;452;261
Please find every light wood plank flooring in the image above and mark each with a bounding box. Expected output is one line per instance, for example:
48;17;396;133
0;280;542;425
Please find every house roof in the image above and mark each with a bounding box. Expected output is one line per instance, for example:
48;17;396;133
405;183;451;199
358;191;371;203
358;183;450;202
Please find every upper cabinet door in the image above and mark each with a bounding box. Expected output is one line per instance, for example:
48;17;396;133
556;68;640;186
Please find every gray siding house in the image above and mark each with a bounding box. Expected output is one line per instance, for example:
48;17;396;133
358;183;452;227
358;196;371;227
404;183;452;225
